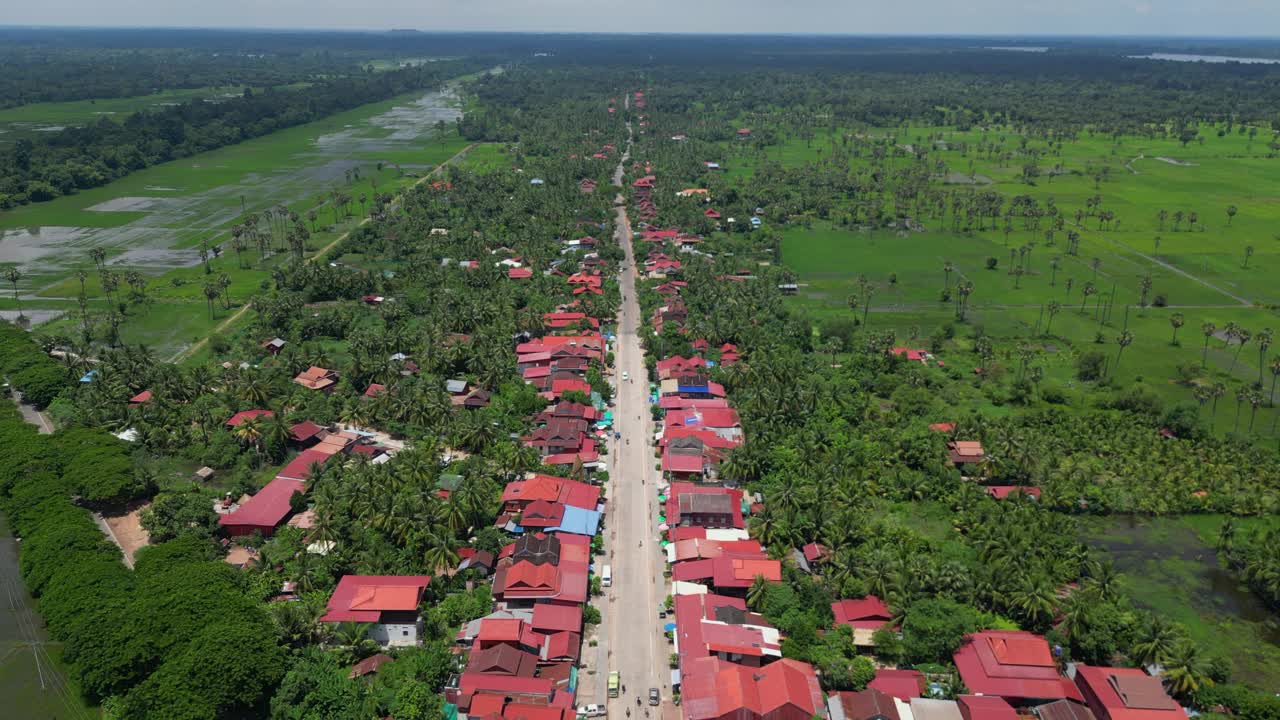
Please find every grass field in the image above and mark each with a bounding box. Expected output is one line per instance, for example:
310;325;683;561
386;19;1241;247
721;122;1280;440
1;79;474;357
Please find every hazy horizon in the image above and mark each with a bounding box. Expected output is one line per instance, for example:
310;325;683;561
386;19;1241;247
4;1;1279;38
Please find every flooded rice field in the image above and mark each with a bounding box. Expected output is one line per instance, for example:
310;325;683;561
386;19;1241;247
0;86;463;284
1082;515;1280;685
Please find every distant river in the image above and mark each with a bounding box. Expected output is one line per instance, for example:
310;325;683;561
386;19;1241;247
1128;53;1280;65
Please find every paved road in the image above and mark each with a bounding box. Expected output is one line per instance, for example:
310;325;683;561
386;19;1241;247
603;118;671;717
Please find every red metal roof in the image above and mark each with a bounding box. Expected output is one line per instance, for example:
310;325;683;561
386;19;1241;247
682;657;823;720
832;597;892;629
320;575;430;623
953;630;1082;703
226;408;273;426
290;420;325;442
540;631;581;662
663;450;705;474
986;486;1042;500
217;477;304;532
1074;666;1184;720
531;604;582;634
868;669;925;700
958;695;1018;720
277;448;333;481
666;483;745;529
477;618;529;644
711;556;781;588
129;389;152;404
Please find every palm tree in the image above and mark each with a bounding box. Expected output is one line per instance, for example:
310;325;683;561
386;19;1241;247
1049;257;1060;286
943;261;954;290
1114;330;1134;374
1169;313;1185;346
1230;328;1252;373
1084;560;1121;602
1243;245;1255;269
1234;385;1250;433
1209;382;1227;429
1131;615;1180;667
1163;641;1213;699
422;530;459;574
1009;575;1056;631
1226;205;1238;226
233;416;266;462
1247;387;1264;433
1044;301;1061;336
1268;356;1280;406
3;266;22;320
202;282;221;320
1201;322;1217;368
746;575;769;610
1255;328;1273;384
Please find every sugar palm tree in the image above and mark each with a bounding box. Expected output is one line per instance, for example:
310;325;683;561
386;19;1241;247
1044;301;1061;336
1254;328;1273;384
1114;330;1134;374
3;266;23;320
1169;313;1185;346
1201;322;1217;367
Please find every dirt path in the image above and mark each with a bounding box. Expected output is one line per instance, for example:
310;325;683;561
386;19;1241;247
8;388;53;434
1077;223;1253;307
170;142;477;363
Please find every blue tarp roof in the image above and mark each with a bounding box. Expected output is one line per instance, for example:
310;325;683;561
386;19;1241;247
677;385;709;394
547;505;601;537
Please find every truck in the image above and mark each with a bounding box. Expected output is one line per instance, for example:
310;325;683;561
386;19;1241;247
607;671;621;698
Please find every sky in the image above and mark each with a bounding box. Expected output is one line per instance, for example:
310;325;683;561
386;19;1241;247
5;0;1280;37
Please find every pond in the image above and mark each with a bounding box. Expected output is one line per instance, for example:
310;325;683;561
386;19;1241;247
1081;515;1280;687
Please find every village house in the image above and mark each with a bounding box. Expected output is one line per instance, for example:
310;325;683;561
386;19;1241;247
1073;666;1186;720
953;630;1083;704
947;440;986;468
320;575;431;647
294;366;339;392
831;596;894;647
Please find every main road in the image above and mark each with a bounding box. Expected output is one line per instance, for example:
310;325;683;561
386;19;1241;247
603;116;671;717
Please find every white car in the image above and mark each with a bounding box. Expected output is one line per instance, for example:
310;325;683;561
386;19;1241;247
621;371;630;381
578;705;607;719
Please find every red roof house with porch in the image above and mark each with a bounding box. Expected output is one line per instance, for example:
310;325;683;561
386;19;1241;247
953;630;1083;704
320;575;431;646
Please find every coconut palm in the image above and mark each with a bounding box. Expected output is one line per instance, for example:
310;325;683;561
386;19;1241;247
1131;615;1180;667
1163;641;1213;698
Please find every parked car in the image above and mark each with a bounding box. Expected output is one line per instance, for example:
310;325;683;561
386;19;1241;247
649;688;660;706
658;607;666;619
577;704;607;719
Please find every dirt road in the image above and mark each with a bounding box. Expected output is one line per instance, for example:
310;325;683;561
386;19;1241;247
170;142;477;363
